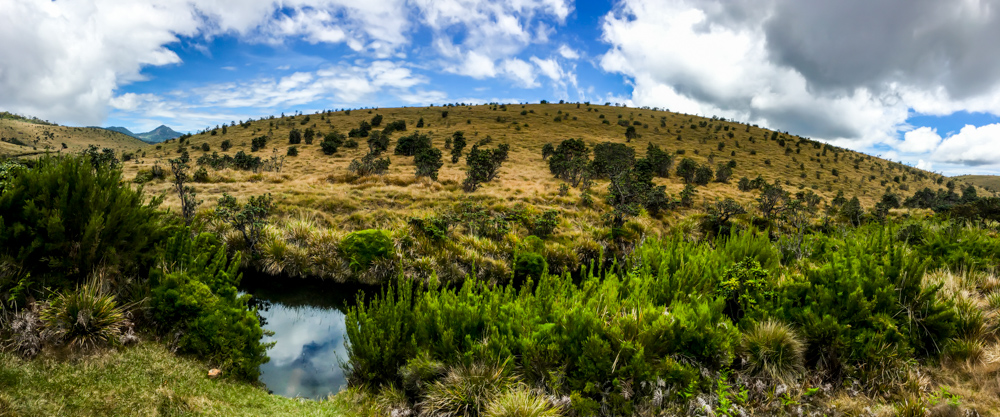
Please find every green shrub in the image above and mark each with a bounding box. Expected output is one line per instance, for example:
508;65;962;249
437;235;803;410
415;147;444;180
341;229;394;271
513;252;546;286
394;133;432;156
0;155;166;289
40;281;129;350
149;231;270;381
286;146;298;156
716;258;772;325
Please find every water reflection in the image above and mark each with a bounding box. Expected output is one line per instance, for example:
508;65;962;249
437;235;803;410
240;272;375;399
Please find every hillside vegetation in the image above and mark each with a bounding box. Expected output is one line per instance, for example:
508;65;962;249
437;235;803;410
121;102;993;285
0;116;147;157
5;104;1000;416
957;175;1000;193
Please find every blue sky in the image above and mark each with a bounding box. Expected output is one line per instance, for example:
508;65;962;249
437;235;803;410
3;0;1000;175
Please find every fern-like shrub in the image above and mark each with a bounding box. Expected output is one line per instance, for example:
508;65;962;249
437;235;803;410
150;231;271;381
341;229;394;271
0;155;166;289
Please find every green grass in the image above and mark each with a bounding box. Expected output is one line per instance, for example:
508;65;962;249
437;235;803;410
0;342;343;416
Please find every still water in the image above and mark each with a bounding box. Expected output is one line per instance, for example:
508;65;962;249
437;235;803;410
240;273;375;399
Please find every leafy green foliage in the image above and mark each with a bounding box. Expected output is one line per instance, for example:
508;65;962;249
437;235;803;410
513;251;546;286
590;142;634;179
415;147;444;181
451;131;467;163
645;143;674;178
0;156;165;288
547;138;590;187
348;153;391;177
150;231;270;381
341;229;394;271
463;144;510;192
716;258;772;325
214;193;274;256
395;133;432;156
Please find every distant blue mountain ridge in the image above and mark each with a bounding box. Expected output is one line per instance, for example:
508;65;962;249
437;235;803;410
103;125;183;143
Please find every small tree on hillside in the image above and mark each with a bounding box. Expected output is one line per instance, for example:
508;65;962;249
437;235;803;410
215;193;273;255
591;142;635;179
415;147;444;181
645;143;673;177
757;184;787;220
288;129;302;144
462;144;510;192
548;138;591;187
676;157;698;183
624;125;640;142
170;158;200;227
451;131;467;163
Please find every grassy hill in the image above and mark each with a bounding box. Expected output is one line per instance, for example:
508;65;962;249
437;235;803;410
956;174;1000;193
114;102;996;284
1;116;148;158
130;102;990;215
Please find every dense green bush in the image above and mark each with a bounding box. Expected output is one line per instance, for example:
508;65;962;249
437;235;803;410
395;133;432;156
0;156;166;289
513;251;546;286
547;138;590;187
463;144;510;192
150;231;270;381
772;227;955;380
345;238;744;414
341;229;394;271
414;147;444;181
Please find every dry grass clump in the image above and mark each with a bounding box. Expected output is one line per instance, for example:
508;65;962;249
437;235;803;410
740;320;805;386
419;361;517;417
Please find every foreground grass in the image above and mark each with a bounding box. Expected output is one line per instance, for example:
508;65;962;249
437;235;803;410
0;342;342;417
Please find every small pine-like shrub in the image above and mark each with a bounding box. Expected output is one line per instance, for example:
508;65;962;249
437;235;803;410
287;146;298;156
150;231;270;381
341;229;394;271
0;156;165;288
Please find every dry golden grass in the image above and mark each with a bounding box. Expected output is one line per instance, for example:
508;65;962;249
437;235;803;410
956;174;1000;193
0;117;147;157
112;103;992;229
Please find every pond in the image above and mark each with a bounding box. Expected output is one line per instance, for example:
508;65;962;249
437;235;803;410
240;272;376;399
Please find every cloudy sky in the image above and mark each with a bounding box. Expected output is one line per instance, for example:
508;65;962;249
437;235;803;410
3;0;1000;175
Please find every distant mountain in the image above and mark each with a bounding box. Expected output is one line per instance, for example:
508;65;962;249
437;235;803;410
136;125;183;143
105;126;137;137
100;125;183;143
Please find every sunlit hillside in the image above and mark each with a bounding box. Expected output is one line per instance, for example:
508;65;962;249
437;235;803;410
128;102;990;216
0;112;147;157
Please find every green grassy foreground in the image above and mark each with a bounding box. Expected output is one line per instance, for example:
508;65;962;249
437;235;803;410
0;342;342;417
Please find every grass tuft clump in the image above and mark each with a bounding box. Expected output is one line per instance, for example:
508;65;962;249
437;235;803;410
740;320;805;385
40;281;129;350
419;361;516;417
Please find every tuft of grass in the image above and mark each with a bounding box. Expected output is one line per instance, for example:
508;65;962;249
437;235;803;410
419;361;516;417
483;387;562;417
740;320;805;385
39;282;129;350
